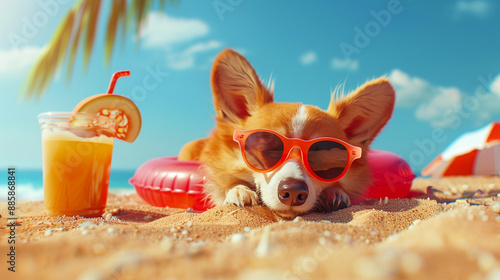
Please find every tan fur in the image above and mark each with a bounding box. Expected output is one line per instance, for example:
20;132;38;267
178;138;208;161
327;78;395;145
211;49;274;123
179;49;395;217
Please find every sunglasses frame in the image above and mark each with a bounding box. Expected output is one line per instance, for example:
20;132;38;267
233;129;362;182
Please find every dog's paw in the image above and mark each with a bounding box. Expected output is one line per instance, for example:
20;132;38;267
315;187;351;213
223;185;259;207
331;188;351;210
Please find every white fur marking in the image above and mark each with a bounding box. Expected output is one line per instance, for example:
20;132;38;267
256;159;322;214
224;185;259;207
292;105;308;138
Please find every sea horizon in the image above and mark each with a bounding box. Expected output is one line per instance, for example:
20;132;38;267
1;169;136;203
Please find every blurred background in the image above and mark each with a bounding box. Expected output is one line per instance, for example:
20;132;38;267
1;0;499;201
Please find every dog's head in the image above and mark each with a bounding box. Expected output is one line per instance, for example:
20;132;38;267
210;49;395;218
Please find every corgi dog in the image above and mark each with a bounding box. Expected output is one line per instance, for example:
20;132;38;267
179;49;395;219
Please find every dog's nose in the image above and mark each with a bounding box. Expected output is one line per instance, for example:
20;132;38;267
278;178;309;206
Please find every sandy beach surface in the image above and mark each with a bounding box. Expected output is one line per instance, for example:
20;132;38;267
1;176;500;280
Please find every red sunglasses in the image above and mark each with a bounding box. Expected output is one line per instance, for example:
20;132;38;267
233;129;362;182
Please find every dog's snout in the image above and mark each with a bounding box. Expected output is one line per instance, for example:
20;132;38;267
278;178;309;206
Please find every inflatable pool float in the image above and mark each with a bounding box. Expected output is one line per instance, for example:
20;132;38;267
364;150;416;199
129;158;211;211
129;150;416;210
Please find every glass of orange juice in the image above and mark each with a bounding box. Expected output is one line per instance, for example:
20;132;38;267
38;112;116;217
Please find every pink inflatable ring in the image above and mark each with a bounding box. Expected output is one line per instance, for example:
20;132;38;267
129;150;415;210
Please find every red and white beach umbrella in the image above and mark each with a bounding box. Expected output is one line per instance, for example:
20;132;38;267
422;122;500;177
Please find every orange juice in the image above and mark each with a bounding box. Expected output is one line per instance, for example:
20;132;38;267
39;112;116;217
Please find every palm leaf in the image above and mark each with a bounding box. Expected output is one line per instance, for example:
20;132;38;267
131;0;154;37
21;0;178;100
82;0;101;70
105;0;127;66
66;0;86;83
21;5;77;99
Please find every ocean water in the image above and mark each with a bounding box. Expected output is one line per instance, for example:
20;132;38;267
0;169;136;202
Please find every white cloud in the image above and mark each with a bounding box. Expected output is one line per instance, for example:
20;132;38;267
140;12;209;48
299;51;317;66
0;46;43;77
475;73;500;124
331;58;358;71
454;0;491;19
389;69;431;107
166;40;222;70
490;73;500;97
389;69;467;127
183;40;222;55
166;54;195;70
139;13;223;70
415;87;463;127
390;69;500;128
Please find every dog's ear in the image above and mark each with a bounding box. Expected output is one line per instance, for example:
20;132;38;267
211;49;273;123
328;78;395;145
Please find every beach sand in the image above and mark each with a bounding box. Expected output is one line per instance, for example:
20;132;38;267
1;176;500;280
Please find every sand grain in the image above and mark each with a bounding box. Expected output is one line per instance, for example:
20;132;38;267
1;176;500;279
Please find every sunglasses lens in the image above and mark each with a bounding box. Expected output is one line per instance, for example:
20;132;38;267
308;141;349;180
244;132;284;170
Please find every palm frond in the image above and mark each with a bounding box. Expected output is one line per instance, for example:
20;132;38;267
21;5;77;99
66;0;86;84
105;0;127;66
131;0;154;37
21;0;178;100
82;1;101;70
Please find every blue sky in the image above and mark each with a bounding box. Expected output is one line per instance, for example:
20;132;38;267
1;0;500;175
